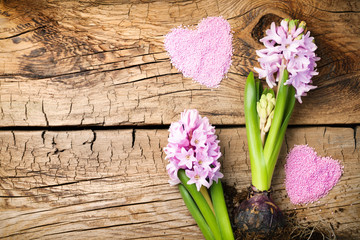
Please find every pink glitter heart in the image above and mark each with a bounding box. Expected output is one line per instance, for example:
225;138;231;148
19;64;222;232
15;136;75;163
285;145;343;205
164;17;233;88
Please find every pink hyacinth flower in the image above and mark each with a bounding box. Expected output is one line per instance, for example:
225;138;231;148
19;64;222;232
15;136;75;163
190;128;207;148
164;109;223;190
186;166;211;191
254;19;320;103
177;147;197;169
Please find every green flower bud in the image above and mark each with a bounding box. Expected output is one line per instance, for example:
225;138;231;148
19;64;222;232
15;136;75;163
289;19;299;33
264;111;274;132
270;98;276;106
293;21;306;40
267;102;274;115
257;91;276;134
295;34;303;40
288;20;295;31
266;93;273;100
294;19;299;27
257;102;261;115
259;108;267;120
298;21;306;31
260;97;267;109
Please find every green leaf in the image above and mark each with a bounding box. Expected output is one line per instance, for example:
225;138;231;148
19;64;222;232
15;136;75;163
244;72;269;191
255;79;262;102
210;180;234;240
266;86;296;179
263;69;289;188
178;170;222;240
179;184;215;240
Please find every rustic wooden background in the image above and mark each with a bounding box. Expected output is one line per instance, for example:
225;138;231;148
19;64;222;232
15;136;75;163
0;0;359;239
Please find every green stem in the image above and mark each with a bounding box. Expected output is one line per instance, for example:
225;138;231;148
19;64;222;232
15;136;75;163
178;184;215;240
244;72;269;191
210;180;235;240
200;186;215;214
266;86;296;180
263;68;289;189
178;170;222;240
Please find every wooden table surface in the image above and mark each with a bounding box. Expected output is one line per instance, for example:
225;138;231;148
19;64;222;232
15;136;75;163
0;0;359;239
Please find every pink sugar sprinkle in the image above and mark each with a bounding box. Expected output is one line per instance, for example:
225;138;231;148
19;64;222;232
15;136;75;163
285;145;343;205
164;17;233;88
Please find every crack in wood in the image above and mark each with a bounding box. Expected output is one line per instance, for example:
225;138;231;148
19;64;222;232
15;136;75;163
0;26;46;40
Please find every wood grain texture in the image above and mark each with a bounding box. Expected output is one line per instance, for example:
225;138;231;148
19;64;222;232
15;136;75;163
0;127;359;239
0;0;359;239
0;0;359;127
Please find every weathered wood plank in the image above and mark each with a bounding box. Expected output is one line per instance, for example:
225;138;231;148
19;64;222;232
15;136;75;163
0;127;358;239
0;0;359;127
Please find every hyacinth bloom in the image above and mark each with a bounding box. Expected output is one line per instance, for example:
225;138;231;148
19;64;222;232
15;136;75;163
246;20;320;191
164;110;234;240
235;19;322;235
254;19;320;103
164;109;223;191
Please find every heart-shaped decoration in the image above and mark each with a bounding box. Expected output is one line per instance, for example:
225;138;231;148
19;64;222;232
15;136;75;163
285;145;343;205
164;17;233;88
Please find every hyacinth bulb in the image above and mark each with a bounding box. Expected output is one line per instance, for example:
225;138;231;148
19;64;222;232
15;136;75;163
234;186;285;237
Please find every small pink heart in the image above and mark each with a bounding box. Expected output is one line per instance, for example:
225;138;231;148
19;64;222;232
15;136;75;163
164;17;233;88
285;145;343;205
